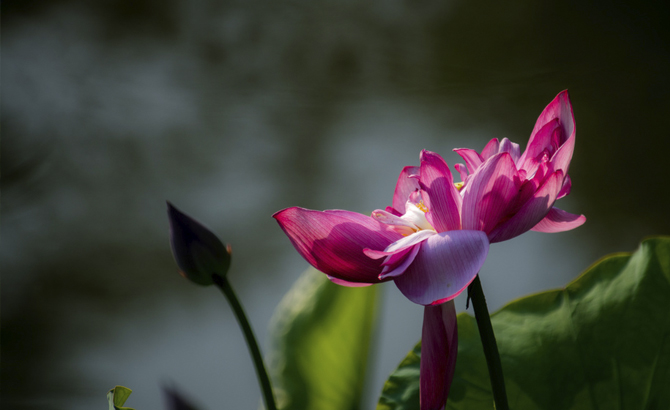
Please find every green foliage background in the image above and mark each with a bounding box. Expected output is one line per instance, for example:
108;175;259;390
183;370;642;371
377;237;670;410
267;269;379;410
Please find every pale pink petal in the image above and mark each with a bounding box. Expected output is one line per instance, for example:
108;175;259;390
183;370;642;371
531;207;586;233
363;229;435;258
393;230;489;306
498;138;521;163
480;138;500;160
327;275;374;287
371;208;417;235
487;171;564;243
418;150;462;232
453;148;484;174
461;152;519;233
420;301;458;410
371;209;415;228
392;166;421;214
273;207;401;284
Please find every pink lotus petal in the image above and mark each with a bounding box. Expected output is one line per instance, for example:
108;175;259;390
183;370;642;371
384;206;402;216
453;148;484;174
327;275;374;287
557;175;572;199
488;170;564;243
531;90;576;175
419;150;462;232
392;166;421;214
420;301;458;410
518;118;559;174
273;207;401;284
393;230;489;305
363;229;435;259
549;130;575;176
371;208;417;235
461;152;519;233
531;207;586;233
480;138;500;160
530;90;574;147
454;163;469;182
380;244;421;279
381;246;415;266
498;138;521;163
371;209;416;228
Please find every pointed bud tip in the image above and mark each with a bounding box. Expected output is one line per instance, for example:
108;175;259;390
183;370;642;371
166;201;231;286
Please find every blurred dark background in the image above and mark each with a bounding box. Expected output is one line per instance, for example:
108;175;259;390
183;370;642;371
3;1;669;409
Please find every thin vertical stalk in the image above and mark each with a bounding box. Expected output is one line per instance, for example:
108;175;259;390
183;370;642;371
468;275;509;410
212;274;277;410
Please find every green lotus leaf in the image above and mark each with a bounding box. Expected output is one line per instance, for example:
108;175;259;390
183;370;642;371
378;237;670;410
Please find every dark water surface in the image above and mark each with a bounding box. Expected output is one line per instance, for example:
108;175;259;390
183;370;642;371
3;1;670;409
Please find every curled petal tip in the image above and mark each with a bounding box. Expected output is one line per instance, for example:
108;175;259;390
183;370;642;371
531;207;586;233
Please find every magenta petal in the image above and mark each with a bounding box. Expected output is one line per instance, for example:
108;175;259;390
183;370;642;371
453;148;484;174
419;150;462;231
530;90;575;147
531;207;586;233
549;130;575;176
380;247;414;266
518;118;559;174
380;244;421;279
273;207;401;284
480;138;500;160
393;230;489;305
533;90;576;175
461;152;519;233
488;171;564;243
557;175;572;199
392;166;421;214
420;301;458;410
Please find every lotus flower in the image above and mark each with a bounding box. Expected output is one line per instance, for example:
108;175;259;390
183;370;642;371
453;90;585;242
274;153;489;410
273;90;584;410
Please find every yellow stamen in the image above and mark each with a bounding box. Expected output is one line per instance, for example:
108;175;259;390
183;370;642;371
415;201;429;213
454;182;464;191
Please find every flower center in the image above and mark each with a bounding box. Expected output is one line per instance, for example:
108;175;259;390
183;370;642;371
400;201;435;232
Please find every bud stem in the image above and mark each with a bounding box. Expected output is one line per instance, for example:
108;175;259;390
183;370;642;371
468;275;509;410
212;274;277;410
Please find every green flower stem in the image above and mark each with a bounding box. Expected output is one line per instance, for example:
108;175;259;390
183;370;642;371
212;274;277;410
468;275;509;410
